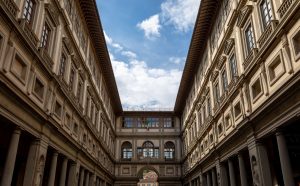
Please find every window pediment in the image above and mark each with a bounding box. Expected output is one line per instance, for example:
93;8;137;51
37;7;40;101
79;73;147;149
237;5;253;27
62;37;74;54
224;38;235;55
45;3;59;26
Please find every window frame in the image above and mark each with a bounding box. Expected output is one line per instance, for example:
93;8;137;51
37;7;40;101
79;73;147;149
22;0;36;26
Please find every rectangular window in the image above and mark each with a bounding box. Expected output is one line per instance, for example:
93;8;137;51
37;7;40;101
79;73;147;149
214;82;220;103
77;77;83;102
260;0;272;28
251;78;262;100
163;117;173;128
222;70;228;92
40;23;51;49
33;77;45;100
123;117;134;128
59;54;66;76
69;67;75;91
245;24;255;55
23;0;35;25
229;54;238;79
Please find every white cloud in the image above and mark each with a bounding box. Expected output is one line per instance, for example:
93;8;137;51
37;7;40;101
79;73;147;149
103;31;113;45
103;31;123;51
137;14;161;39
121;51;137;59
111;58;182;109
169;57;186;65
161;0;200;32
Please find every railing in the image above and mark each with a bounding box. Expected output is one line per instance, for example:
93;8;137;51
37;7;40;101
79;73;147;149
243;48;258;69
1;0;19;18
258;20;278;48
123;107;173;111
278;0;295;18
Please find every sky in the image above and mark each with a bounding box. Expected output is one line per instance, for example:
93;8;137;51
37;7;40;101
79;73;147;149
96;0;201;110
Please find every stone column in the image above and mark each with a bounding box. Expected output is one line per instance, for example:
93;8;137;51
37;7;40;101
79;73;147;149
200;173;206;186
23;139;48;186
59;157;68;186
220;163;229;186
212;168;217;186
276;132;294;186
247;138;272;186
0;128;21;186
85;172;90;186
79;168;85;186
207;172;212;186
238;153;248;186
89;173;95;186
228;159;236;186
67;162;77;186
47;152;58;186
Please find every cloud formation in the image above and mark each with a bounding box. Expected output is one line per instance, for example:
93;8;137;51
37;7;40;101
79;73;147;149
137;14;161;39
104;32;182;109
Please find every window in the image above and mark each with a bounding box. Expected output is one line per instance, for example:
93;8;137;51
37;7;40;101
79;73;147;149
207;97;211;116
292;31;300;58
229;54;238;80
40;23;51;49
142;141;155;158
245;24;255;55
11;55;27;81
69;66;75;91
59;53;66;76
260;0;272;28
251;78;262;100
225;115;232;129
268;55;284;83
163;118;173;128
123;117;134;128
222;70;228;92
218;123;223;135
73;122;78;135
65;113;71;128
33;77;45;100
77;77;83;102
54;100;62;117
23;0;35;25
214;82;220;103
164;142;175;160
121;142;132;160
234;102;242;118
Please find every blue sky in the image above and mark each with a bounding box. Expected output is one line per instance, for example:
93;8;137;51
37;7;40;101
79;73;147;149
96;0;200;110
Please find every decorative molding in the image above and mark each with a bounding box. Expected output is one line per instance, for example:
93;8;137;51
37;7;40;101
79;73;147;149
224;39;235;55
236;5;253;27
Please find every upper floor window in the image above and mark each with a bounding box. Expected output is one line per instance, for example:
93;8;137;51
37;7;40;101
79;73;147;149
260;0;272;28
23;0;35;25
164;142;175;160
121;141;132;160
69;66;75;91
229;54;238;80
214;82;220;104
40;23;51;49
163;117;173;128
245;24;255;55
122;117;134;128
77;76;84;103
222;69;228;92
59;54;66;76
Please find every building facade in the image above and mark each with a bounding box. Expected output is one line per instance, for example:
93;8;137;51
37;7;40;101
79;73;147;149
0;0;121;185
175;0;300;185
0;0;300;186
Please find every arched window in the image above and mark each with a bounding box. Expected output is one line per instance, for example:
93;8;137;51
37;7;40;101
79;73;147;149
121;141;132;160
164;141;175;160
143;141;154;158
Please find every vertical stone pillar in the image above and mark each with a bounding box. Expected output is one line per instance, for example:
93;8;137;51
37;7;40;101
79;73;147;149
0;128;21;186
85;172;90;186
276;132;294;186
89;173;95;186
23;138;48;186
238;153;248;186
207;172;212;186
247;138;272;186
200;173;206;186
228;159;236;186
47;152;58;186
59;157;68;186
220;163;229;186
212;168;217;186
79;168;85;186
67;162;77;186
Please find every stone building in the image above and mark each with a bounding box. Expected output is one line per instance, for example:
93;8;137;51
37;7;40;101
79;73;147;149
178;0;300;186
0;0;299;186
